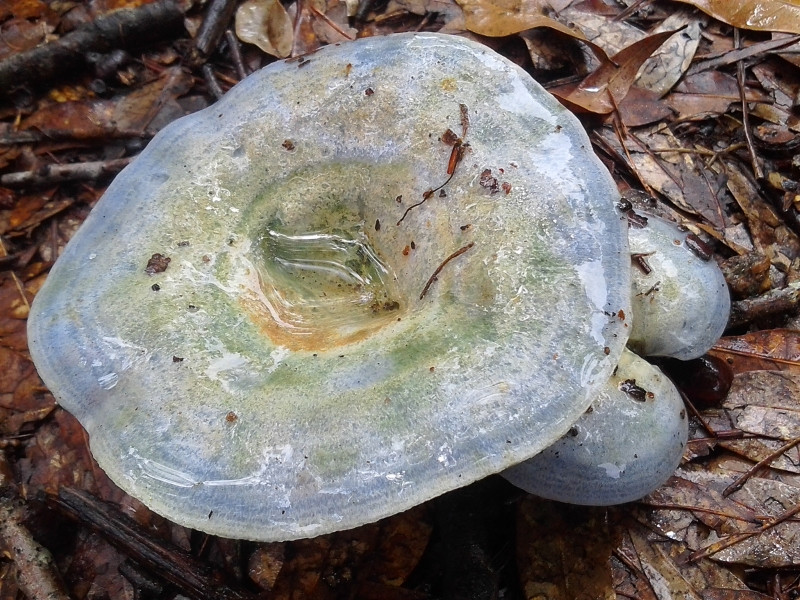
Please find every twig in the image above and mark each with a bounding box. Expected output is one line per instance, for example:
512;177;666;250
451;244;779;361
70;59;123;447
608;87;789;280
202;64;225;100
689;501;800;562
0;1;184;97
686;34;800;77
54;488;258;600
723;436;800;497
0;454;70;600
735;29;763;180
419;242;474;300
609;102;656;198
613;0;648;21
307;3;356;40
0;238;29;313
224;30;248;80
397;190;434;226
398;110;469;226
0;130;43;145
396;168;457;225
0;157;133;188
681;393;718;438
728;282;800;328
637;501;762;525
191;0;239;62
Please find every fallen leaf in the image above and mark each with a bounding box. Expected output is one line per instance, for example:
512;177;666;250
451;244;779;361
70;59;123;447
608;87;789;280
0;18;52;61
703;589;775;600
20;68;194;140
674;0;800;34
667;71;767;119
235;0;294;58
559;4;645;55
4;0;49;19
725;161;800;261
456;0;587;39
718;253;772;299
711;330;800;374
309;0;357;45
552;29;680;114
751;59;800;112
628;526;703;600
614;86;674;127
635;11;703;96
710;477;800;567
716;370;800;472
289;0;330;57
648;457;800;568
644;477;761;528
516;497;615;600
594;125;727;226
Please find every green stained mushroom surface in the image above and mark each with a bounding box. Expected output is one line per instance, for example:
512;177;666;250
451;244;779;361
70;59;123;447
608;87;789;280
27;33;631;541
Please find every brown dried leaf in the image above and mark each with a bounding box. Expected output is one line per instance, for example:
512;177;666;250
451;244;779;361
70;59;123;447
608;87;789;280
635;12;702;97
20;68;193;139
711;330;800;374
310;0;357;45
0;347;43;412
0;190;74;238
722;370;800;440
627;526;703;600
720;437;800;474
61;531;132;600
5;0;48;19
516;497;615;600
235;0;294;58
725;162;800;261
644;477;761;530
614;86;674;127
456;0;586;39
667;71;766;119
290;0;330;57
674;0;800;34
719;254;771;300
710;477;800;567
648;456;800;568
751;59;800;113
559;4;645;55
0;18;52;61
362;505;431;586
595;125;726;226
703;589;774;600
552;29;680;114
267;506;430;598
248;544;285;592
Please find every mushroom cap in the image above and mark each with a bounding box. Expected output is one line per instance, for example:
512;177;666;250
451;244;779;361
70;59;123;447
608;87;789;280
502;348;687;505
27;33;631;541
627;214;730;360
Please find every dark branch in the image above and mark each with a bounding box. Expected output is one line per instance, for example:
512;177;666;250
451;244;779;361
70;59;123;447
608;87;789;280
0;1;185;98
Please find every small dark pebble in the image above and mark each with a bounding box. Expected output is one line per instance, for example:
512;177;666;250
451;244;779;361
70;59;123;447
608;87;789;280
658;355;733;406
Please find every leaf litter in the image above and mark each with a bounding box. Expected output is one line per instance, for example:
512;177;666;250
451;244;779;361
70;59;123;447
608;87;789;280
3;0;800;598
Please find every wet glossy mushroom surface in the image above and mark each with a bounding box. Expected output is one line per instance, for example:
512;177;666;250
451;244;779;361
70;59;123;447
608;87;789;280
503;348;688;505
627;213;730;360
28;33;631;541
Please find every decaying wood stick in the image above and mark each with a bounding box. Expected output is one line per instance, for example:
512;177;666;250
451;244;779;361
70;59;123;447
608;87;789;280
191;0;239;62
0;454;70;600
0;1;185;97
0;157;133;188
728;282;800;328
55;487;257;600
